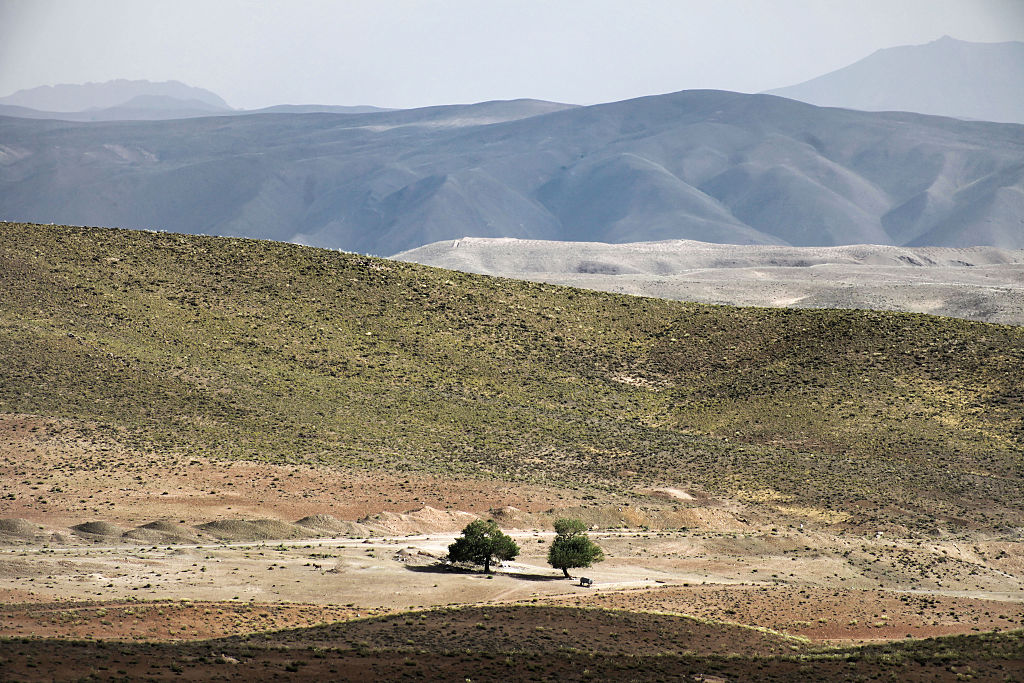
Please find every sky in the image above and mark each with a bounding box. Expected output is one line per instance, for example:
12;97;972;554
1;0;1023;110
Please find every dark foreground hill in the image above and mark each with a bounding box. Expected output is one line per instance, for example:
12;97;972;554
2;607;1021;681
1;222;1022;530
2;88;1023;253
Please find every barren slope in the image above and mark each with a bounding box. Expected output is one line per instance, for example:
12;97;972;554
394;237;1024;325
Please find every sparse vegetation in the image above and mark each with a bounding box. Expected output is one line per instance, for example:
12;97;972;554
1;221;1022;532
1;222;1023;681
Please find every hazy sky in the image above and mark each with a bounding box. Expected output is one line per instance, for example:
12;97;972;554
2;0;1023;110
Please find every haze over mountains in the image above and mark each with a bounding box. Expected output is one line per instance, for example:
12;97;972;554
2;88;1023;254
0;79;392;121
768;36;1024;124
0;79;231;112
2;37;1024;254
0;79;234;121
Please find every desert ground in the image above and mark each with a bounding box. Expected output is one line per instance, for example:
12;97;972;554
2;222;1023;679
2;412;1022;680
394;238;1024;325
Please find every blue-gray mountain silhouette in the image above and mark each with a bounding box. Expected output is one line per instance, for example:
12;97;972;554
1;90;1022;253
767;36;1024;124
0;79;231;112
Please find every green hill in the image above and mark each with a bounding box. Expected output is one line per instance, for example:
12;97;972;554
1;222;1021;529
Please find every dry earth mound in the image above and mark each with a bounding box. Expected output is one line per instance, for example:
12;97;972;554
358;507;480;535
196;519;313;541
487;505;544;529
295;514;370;536
0;518;45;543
123;521;207;544
70;521;126;538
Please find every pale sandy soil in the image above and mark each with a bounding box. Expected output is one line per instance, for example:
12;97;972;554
1;530;1020;643
393;237;1024;325
1;412;1021;646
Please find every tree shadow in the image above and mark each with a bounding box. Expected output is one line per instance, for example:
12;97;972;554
403;562;476;574
403;563;567;581
504;572;568;582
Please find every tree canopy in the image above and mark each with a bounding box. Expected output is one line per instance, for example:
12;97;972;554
447;520;520;573
548;517;604;578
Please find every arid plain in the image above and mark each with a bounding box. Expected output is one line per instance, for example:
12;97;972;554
2;411;1022;680
1;223;1022;680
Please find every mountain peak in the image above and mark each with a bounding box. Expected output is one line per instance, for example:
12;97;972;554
767;36;1024;123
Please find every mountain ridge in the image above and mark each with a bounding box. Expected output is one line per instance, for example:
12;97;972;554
2;89;1023;252
0;78;231;112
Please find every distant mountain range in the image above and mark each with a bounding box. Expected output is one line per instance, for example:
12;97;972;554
5;35;1021;126
0;79;398;122
0;79;397;122
2;88;1023;252
0;79;231;111
0;100;394;122
768;36;1024;124
244;104;393;115
0;97;230;122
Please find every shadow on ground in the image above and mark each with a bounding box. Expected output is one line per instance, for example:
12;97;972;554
404;563;566;581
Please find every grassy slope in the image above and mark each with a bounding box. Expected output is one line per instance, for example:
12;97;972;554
1;222;1021;528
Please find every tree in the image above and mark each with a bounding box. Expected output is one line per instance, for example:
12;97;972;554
547;518;604;578
447;520;520;573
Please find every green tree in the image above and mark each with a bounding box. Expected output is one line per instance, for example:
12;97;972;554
548;518;604;578
447;519;520;573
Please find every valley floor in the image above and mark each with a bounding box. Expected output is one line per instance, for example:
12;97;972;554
1;414;1022;680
